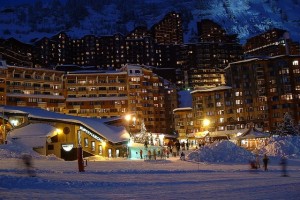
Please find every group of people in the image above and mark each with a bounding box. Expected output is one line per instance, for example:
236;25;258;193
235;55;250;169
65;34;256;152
139;145;188;160
250;154;288;176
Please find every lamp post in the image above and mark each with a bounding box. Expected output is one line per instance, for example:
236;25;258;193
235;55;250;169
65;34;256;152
203;119;210;143
198;118;210;170
125;114;132;135
77;130;84;172
125;114;136;158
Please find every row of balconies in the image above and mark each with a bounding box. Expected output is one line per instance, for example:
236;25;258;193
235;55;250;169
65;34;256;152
8;76;63;83
16;101;65;107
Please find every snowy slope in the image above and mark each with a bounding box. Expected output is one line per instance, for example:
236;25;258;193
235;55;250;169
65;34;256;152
0;0;299;44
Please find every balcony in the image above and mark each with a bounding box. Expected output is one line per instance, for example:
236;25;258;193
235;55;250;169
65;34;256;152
37;102;47;108
17;101;26;106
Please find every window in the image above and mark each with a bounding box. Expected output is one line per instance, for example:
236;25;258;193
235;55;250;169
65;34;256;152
84;138;88;147
217;126;225;131
48;145;54;150
235;100;242;105
227;125;235;130
235;92;242;96
237;108;243;113
91;141;95;151
99;145;103;155
219;118;224;123
108;148;112;158
293;60;299;66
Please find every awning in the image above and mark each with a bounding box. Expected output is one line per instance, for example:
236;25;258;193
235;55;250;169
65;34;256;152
194;131;209;138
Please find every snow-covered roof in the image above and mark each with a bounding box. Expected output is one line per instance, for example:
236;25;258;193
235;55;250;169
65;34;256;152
8;123;56;148
191;86;232;93
236;127;270;139
173;107;192;112
0;106;130;144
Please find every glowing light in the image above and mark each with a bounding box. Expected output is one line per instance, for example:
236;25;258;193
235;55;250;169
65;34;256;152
203;119;210;127
125;114;131;121
62;144;74;152
56;128;62;135
10;119;18;126
102;141;106;148
127;139;133;147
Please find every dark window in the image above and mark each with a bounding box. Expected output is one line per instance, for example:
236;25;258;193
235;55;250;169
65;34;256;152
48;145;54;150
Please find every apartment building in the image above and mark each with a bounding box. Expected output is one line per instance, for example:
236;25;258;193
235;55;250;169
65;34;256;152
0;60;175;135
244;28;300;57
173;107;193;140
1;62;65;112
197;19;239;43
150;12;183;45
226;55;300;131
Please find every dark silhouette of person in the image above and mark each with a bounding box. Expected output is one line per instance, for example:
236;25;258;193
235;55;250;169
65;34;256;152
140;149;143;159
263;154;269;171
280;156;288;177
22;154;36;177
180;152;185;160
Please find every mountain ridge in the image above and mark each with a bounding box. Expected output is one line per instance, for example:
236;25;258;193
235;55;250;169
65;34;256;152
0;0;299;44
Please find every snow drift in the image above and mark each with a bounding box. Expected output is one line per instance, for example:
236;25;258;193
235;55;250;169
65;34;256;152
187;140;254;163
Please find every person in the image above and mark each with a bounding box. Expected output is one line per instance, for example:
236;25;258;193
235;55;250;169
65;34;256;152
153;149;157;160
255;154;260;168
147;150;151;160
263;154;269;171
22;154;36;177
140;149;143;159
180;152;185;161
280;156;288;177
249;160;258;170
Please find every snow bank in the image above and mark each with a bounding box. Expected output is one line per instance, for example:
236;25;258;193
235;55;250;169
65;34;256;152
0;141;62;161
187;140;254;163
257;136;300;158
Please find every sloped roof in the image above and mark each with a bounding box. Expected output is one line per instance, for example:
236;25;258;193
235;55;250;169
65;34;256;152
0;106;130;143
236;127;270;139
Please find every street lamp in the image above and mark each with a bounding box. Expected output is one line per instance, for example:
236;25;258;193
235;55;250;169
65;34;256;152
203;119;210;127
203;119;211;144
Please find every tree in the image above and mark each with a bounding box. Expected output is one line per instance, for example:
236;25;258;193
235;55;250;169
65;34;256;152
276;112;300;136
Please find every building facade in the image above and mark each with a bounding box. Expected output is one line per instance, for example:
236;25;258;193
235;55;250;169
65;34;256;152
244;28;300;57
0;60;177;135
226;55;300;131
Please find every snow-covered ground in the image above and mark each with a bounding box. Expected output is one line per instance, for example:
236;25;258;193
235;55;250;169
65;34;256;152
1;138;300;199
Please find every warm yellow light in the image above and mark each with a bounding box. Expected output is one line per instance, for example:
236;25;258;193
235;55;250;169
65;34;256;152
125;114;131;122
56;128;62;135
203;119;210;127
102;141;106;147
132;116;136;122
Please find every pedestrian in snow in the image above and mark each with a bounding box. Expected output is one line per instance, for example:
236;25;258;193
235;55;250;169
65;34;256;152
140;149;143;159
255;154;260;168
148;150;151;160
180;152;185;161
153;149;157;160
263;154;269;171
280;156;288;177
22;154;36;177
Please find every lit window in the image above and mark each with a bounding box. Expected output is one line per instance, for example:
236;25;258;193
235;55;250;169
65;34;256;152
293;60;299;66
235;100;242;105
237;108;243;113
91;141;95;151
84;138;88;147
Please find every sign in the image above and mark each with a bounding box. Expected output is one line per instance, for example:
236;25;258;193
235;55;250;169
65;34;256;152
62;144;74;152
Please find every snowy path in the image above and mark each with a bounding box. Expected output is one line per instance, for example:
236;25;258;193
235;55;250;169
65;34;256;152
1;158;300;199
